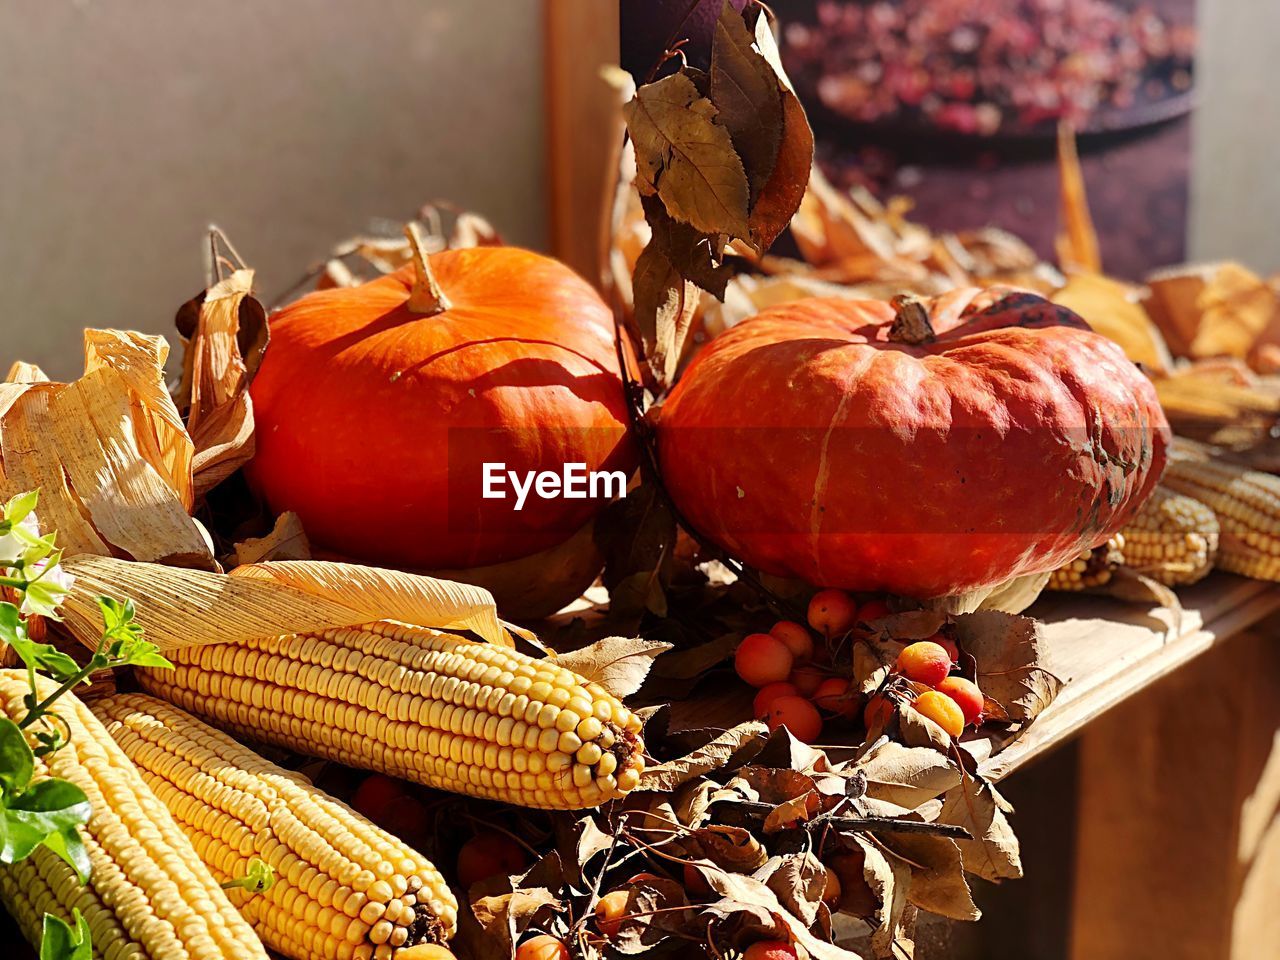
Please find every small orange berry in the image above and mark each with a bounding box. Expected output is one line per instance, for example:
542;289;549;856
936;676;983;726
821;865;842;907
912;690;965;739
743;941;800;960
770;620;814;660
515;935;568;960
789;663;827;697
683;861;713;898
813;677;858;720
763;695;823;743
735;633;795;687
753;681;799;718
595;889;630;938
895;641;952;686
927;632;960;663
808;589;857;636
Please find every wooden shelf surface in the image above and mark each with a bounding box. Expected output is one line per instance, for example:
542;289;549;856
667;574;1280;782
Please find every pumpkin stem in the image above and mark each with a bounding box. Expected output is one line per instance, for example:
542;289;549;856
888;294;936;345
403;222;453;315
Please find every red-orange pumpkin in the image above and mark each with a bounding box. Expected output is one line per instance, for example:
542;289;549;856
249;232;634;594
655;288;1170;598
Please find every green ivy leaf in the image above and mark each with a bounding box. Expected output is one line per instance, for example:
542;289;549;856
40;908;92;960
40;823;91;884
118;645;173;670
4;491;39;528
7;779;92;880
1;607;82;683
0;718;34;799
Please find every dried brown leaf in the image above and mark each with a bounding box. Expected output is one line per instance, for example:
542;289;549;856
693;824;768;872
937;775;1022;882
470;886;562;954
897;704;954;753
600;877;692;954
647;632;739;681
710;1;782;202
183;269;262;499
953;611;1062;725
624;71;750;239
882;832;979;921
856;742;964;810
759;852;828;926
853;636;907;696
762;789;821;833
553;636;671;699
744;9;814;252
699;864;866;960
637;720;767;792
632;238;701;388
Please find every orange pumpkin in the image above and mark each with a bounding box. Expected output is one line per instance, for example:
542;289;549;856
655;288;1169;598
248;228;634;610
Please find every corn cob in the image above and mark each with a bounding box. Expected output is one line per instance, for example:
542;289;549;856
95;694;457;960
137;622;645;810
1163;457;1280;581
1116;486;1219;586
1047;534;1125;591
0;671;267;960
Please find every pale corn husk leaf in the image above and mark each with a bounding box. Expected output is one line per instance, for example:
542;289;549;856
6;361;49;383
232;511;311;566
916;569;1049;616
231;560;517;646
1190;262;1277;360
1055;124;1101;274
1052;272;1173;374
552;636;671;699
59;555;517;652
184;269;259;500
0;330;213;567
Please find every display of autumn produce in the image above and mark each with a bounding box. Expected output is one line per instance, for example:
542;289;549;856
249;226;635;618
656;288;1171;598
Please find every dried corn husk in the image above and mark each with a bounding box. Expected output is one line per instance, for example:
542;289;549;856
0;331;215;568
58;554;521;654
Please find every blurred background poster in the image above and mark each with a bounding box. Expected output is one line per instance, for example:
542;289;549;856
778;0;1197;279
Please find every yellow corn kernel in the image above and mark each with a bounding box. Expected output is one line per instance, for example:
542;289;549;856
1163;457;1280;581
1118;485;1219;586
96;694;457;959
1046;534;1125;592
137;622;644;811
0;672;267;960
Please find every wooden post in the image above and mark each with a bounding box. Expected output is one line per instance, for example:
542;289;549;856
543;0;621;285
1071;624;1280;959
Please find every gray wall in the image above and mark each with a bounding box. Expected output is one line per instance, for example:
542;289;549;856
2;1;1277;380
1189;0;1280;272
0;0;546;379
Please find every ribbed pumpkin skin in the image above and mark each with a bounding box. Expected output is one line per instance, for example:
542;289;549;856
249;247;634;570
656;288;1170;598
